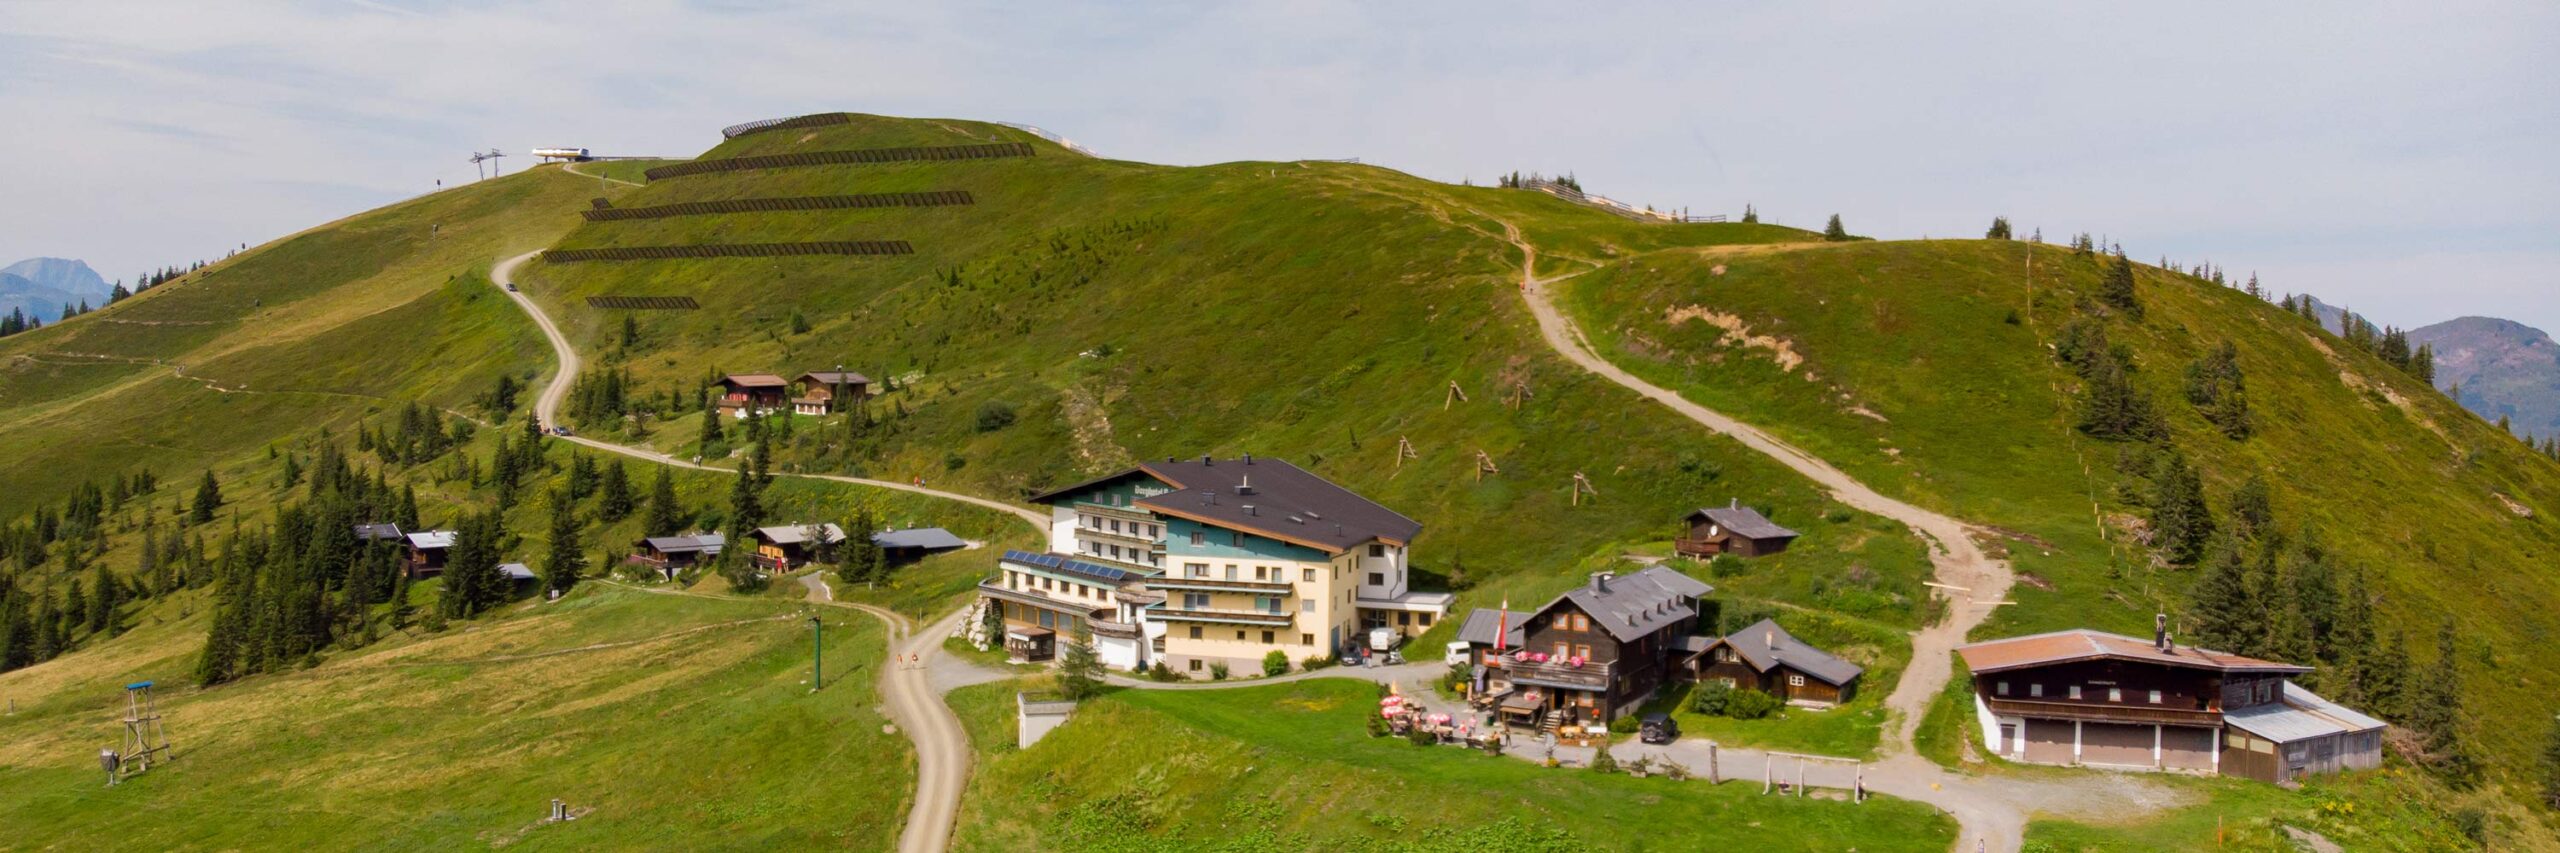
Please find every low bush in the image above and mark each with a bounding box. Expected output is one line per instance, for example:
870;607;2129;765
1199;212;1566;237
1691;680;1733;715
974;400;1017;432
1262;650;1290;677
1209;662;1230;681
1725;688;1781;720
1608;715;1639;735
1301;654;1337;671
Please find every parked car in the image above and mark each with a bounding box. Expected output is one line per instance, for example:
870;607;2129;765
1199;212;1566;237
504;282;518;292
1640;712;1680;744
1444;641;1471;666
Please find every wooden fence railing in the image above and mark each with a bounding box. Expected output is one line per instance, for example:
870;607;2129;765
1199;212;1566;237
585;296;701;309
644;143;1035;181
581;191;974;221
543;241;914;263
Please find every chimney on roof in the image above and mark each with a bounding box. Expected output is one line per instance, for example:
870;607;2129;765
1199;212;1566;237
1766;627;1777;647
1202;454;1213;466
1237;474;1255;495
1730;498;1740;509
1243;452;1254;465
2154;613;2171;653
1590;571;1612;593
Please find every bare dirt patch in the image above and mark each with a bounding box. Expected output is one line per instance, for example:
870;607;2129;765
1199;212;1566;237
2496;492;2536;518
1664;305;1805;372
1059;383;1134;471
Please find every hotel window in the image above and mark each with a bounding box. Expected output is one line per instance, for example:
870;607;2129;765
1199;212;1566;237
2108;688;2123;703
2030;683;2043;698
1189;626;1203;639
2148;690;2163;704
1228;532;1245;548
1397;612;1411;626
1186;563;1208;578
1303;568;1316;582
1183;593;1209;609
1301;600;1314;613
1190;531;1204;546
1419;613;1433;626
1225;565;1238;581
1189;659;1202;671
1369;544;1386;558
1262;630;1276;644
1367;572;1385;586
2068;685;2082;700
1301;633;1314;645
1235;630;1246;640
1109;519;1122;533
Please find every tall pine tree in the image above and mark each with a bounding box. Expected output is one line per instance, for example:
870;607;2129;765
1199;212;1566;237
2099;253;2142;319
542;489;584;596
2148;452;2213;564
645;465;684;537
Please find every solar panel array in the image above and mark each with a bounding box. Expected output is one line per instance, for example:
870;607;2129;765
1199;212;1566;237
1001;549;1146;583
581;191;974;222
643;143;1034;181
543;241;915;263
720;112;853;140
584;296;700;310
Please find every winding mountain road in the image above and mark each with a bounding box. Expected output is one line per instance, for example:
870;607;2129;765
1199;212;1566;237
490;250;1016;853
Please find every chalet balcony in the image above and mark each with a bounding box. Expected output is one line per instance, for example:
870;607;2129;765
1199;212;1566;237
1145;575;1293;594
1983;696;2222;728
1674;538;1724;559
1145;603;1294;627
1483;651;1614;691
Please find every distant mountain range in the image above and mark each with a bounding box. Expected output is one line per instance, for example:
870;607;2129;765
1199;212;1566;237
2302;296;2559;440
0;257;113;323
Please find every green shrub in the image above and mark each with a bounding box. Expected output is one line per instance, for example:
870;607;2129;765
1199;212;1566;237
1405;726;1436;747
1707;554;1748;578
1588;740;1619;773
1262;650;1290;677
1301;654;1337;671
1691;679;1733;715
974;400;1017;432
1608;715;1639;735
1209;662;1230;680
1725;688;1780;720
1364;712;1389;738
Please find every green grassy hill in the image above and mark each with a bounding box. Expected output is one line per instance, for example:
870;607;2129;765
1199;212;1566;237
1559;238;2560;779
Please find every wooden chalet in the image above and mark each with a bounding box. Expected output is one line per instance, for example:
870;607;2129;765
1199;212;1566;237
873;526;967;562
1457;567;1713;729
633;533;725;575
792;371;871;415
1691;618;1864;707
712;374;789;417
403;530;456;579
1677;500;1799;559
1957;620;2383;783
749;523;845;570
353;522;405;545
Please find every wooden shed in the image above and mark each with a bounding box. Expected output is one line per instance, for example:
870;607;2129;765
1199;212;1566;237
1678;500;1800;559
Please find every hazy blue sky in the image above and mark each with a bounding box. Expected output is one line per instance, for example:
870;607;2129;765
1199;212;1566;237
4;1;2551;331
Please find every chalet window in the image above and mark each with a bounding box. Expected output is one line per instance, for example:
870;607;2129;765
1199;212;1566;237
1718;649;1736;663
1368;573;1385;586
1553;642;1570;658
2108;688;2123;703
2068;685;2082;700
1573;644;1592;660
1419;613;1433;626
2148;690;2163;704
1568;614;1589;632
1191;531;1205;546
1397;612;1411;626
1996;681;2010;696
1788;674;1806;687
1369;544;1386;558
1303;568;1316;583
1189;626;1203;639
2030;683;2043;698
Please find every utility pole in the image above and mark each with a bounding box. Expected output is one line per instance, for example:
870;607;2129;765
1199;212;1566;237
809;616;823;691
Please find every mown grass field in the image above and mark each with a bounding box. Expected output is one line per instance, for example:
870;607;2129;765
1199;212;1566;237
947;678;1958;852
0;583;910;850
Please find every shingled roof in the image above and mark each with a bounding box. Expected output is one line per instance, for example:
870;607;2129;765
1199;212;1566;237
1032;455;1421;555
1457;608;1531;647
1553;566;1713;643
1957;629;2310;675
1687;501;1798;540
716;374;788;389
1713;618;1864;686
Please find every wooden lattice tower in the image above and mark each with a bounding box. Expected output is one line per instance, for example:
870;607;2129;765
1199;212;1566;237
1570;472;1599;506
1444;380;1468;409
1392;436;1419;474
1505;379;1532;410
1473;450;1500;482
118;680;172;778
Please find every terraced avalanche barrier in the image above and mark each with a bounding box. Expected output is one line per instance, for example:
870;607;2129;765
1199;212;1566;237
543;241;914;263
721;112;854;139
642;143;1033;180
584;295;702;309
581;191;974;221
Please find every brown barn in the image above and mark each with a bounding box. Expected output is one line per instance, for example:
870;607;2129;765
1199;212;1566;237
1677;501;1799;559
633;533;725;577
1957;623;2382;783
1691;618;1863;707
749;523;845;570
792;371;871;415
1457;567;1713;729
712;374;789;417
